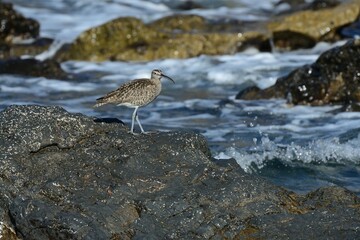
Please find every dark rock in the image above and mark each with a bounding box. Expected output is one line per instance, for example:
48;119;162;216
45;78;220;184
93;117;125;124
275;0;306;9
0;3;39;43
341;20;360;38
247;187;360;239
0;37;54;59
0;3;51;59
236;85;262;100
237;39;360;107
0;105;359;239
302;186;359;207
276;0;340;12
0;57;68;79
176;0;204;10
235;81;262;100
309;0;340;10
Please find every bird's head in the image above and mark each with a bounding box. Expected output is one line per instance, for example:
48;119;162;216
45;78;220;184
152;69;175;83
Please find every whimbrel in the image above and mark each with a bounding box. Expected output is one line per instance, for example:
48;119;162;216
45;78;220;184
94;69;175;134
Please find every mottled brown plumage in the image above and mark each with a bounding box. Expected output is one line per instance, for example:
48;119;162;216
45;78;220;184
94;79;161;108
94;69;174;134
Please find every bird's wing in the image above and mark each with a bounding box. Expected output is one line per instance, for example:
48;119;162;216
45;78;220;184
94;79;155;107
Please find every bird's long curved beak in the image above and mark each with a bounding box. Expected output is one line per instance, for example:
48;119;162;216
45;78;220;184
162;74;175;83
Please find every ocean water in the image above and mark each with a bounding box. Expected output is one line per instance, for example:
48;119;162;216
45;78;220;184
1;0;360;195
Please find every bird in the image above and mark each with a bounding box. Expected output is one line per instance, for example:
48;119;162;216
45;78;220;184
94;69;175;134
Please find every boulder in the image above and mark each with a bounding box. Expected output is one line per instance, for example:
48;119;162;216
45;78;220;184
268;1;360;49
0;3;39;43
0;105;359;239
55;16;268;61
237;39;360;107
0;58;68;79
149;14;207;33
0;2;49;60
0;37;53;59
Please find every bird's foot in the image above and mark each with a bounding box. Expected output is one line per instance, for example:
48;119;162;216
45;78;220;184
141;131;158;135
128;130;158;135
128;131;140;136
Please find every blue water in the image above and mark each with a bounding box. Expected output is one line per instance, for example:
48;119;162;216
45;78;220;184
1;0;360;195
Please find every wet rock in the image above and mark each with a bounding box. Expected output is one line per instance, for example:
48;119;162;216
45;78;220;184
0;3;39;43
55;17;165;62
149;14;207;33
268;1;360;50
0;37;53;59
0;208;17;240
309;0;340;10
0;58;68;79
55;16;268;61
0;3;53;60
54;1;360;61
246;186;360;239
275;0;306;10
276;0;340;13
175;0;204;10
237;39;360;107
341;20;360;38
0;105;359;239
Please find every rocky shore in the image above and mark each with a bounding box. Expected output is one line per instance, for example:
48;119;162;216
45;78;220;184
0;105;359;239
1;1;360;239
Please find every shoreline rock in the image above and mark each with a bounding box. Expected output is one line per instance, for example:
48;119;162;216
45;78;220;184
268;1;360;50
237;39;360;108
2;1;360;63
0;3;39;43
0;2;43;60
0;105;359;239
54;16;269;62
0;58;69;79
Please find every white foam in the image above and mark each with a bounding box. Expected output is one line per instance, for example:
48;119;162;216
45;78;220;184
10;0;171;42
61;48;318;91
37;79;97;92
0;76;97;96
0;221;3;239
216;134;360;172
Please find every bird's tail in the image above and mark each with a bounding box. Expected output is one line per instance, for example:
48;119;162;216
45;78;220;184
93;97;107;108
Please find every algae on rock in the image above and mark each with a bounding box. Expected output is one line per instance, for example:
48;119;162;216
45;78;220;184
56;15;268;62
268;1;360;49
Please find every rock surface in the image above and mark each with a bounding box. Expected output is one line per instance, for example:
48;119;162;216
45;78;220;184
0;2;46;60
55;16;268;62
0;37;53;59
237;39;360;108
0;3;39;43
3;1;360;62
0;58;69;79
0;105;359;239
268;0;360;49
54;1;360;61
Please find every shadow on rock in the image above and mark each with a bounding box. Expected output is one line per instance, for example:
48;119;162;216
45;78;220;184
94;117;125;124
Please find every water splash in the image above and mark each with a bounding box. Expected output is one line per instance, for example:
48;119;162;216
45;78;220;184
215;134;360;173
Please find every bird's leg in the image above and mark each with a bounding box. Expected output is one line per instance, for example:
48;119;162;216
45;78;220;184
135;111;147;134
130;107;138;134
